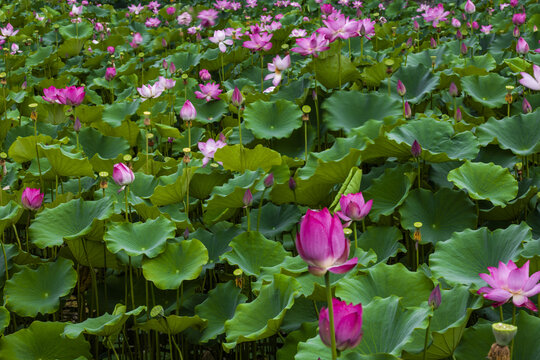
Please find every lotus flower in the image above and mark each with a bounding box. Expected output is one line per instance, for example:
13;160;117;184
264;54;290;86
478;260;540;311
157;76;176;90
296;208;358;276
199;69;212;81
105;67;116;81
137;83;164;100
317;13;359;42
336;193;372;224
243;32;273;51
396;80;406;97
512;12;526;26
177;12;192;26
319;299;363;351
516;37;529;54
113;163;135;191
519;64;540;90
197;9;219;27
209;30;233;52
180;100;197;121
464;0;475;14
0;23;18;38
198;138;226;166
128;3;144;14
291;32;330;57
194;82;222;102
21;188;44;211
42;86;62;104
429;284;442;309
231;86;243;107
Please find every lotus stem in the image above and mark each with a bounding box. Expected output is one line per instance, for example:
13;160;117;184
108;338;120;360
511;305;516;358
260;53;264;93
338;38;342;89
313;57;321;151
1;235;8;281
11;224;21;250
353;221;358;249
82;239;99;316
124;186;129;222
221;53;225;84
304;119;308;162
360;37;364;59
246;207;251;232
423;315;432;360
256;188;267;232
324;272;338;360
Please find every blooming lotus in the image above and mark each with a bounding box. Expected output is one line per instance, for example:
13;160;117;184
421;4;450;27
478;260;540;311
317;13;358;42
195;82;222;102
42;86;62;104
319;299;363;351
198;138;226;166
157;76;176;90
512;12;526;26
480;25;492;34
264;54;290;86
177;12;192;26
21;188;44;211
0;23;18;38
71;4;83;16
128;3;144;14
137;83;164;100
336;193;372;224
296;208;358;276
291;32;330;57
198;9;219;27
130;32;143;48
290;29;307;38
105;67;116;81
145;17;161;28
243;32;273;51
357;18;375;39
209;30;233;53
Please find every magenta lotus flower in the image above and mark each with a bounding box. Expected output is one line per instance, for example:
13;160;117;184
319;299;363;351
357;18;375;39
264;54;290;86
396;80;406;97
137;83;164;101
480;25;492;34
198;138;226;166
512;12;526;26
243;32;273;51
21;188;44;211
336;193;372;224
199;69;211;81
195;82;222;102
180;100;197;121
516;37;529;54
291;32;330;57
421;4;450;27
113;163;135;190
478;260;540;311
411;139;422;158
231;86;243;107
166;6;175;16
105;67;116;81
317;13;358;42
107;46;115;54
197;9;219;28
145;17;161;28
209;30;233;53
296;208;358;276
57;86;85;106
42;86;62;104
177;12;192;26
0;23;19;38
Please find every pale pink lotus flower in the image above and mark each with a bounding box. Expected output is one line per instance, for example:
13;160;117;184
480;25;492;34
180;100;197;121
290;29;307;38
209;30;233;52
147;1;160;12
0;23;18;38
158;76;176;90
318;13;359;42
10;43;21;55
246;0;257;7
130;32;143;48
145;17;161;28
352;1;363;8
199;69;212;81
230;2;241;11
214;0;232;10
519;64;540;91
421;4;450;27
336;193;372;226
198;9;219;27
243;32;273;51
198;138;227;166
177;12;192;26
128;3;144;14
291;32;330;57
34;12;45;21
451;18;461;28
113;163;135;192
464;0;476;14
137;82;165;101
265;54;290;86
357;18;375;39
195;82;222;102
478;260;540;311
516;37;529;54
71;4;83;16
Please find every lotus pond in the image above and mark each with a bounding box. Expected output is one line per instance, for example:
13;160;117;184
0;0;539;359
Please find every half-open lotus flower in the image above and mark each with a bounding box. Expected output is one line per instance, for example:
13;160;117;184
319;299;363;351
336;193;372;225
519;64;540;91
21;188;44;211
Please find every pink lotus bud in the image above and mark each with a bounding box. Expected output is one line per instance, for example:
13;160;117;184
242;189;253;207
319;298;363;351
411;140;422;158
522;97;532;114
199;69;211;81
336;193;372;223
512;13;526;26
180;100;197;121
113;163;135;186
451;18;461;28
456;29;463;40
105;67;116;81
460;42;468;55
162;38;167;47
396;80;406;97
406;38;413;48
510;0;518;7
73;117;82;132
169;62;176;73
312;89;317;101
183;228;189;239
321;3;333;15
166;6;175;15
107;46;115;54
464;0;475;14
219;132;226;142
516;37;529;54
430;37;437;48
231;87;244;107
21;188;44;210
413;20;419;30
404;101;411;119
513;26;520;38
429;284;442;309
455;107;462;122
264;173;274;188
162;59;168;70
449;82;458;97
288;177;296;191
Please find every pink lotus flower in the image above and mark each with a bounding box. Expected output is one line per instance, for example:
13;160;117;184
480;25;492;34
464;0;475;14
180;100;197;121
214;0;232;10
516;37;529;54
113;163;135;189
357;18;375;39
177;12;192;26
243;32;273;51
198;9;219;27
336;193;372;224
21;188;44;211
145;17;161;28
130;32;143;48
71;4;83;16
42;86;62;104
291;32;330;57
290;29;307;38
512;12;526;26
519;64;540;90
195;82;222;102
319;299;363;351
0;23;18;38
265;54;290;86
231;86;243;107
128;3;144;14
57;86;85;106
478;260;540;311
105;67;116;81
396;80;406;97
422;4;450;27
318;13;358;42
522;98;532;114
166;6;175;16
209;30;233;52
198;138;226;166
296;208;359;276
107;46;115;54
148;1;160;13
451;18;461;28
157;76;176;90
199;69;212;81
137;83;164;100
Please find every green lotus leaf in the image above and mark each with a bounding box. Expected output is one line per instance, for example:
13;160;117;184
476;111;540;156
38;143;94;177
0;201;24;233
0;321;91;360
447;161;518;207
243;203;301;238
461;73;512;108
387;118;480;161
102;101;140;127
452;54;497;76
166;51;201;72
295;297;430;360
214;144;282;172
399;188;477;245
481;180;538;221
0;306;9;335
195;281;247;342
136;314;207;335
356;226;406;264
224;274;300;350
313;52;361;89
221;231;290;277
8;135;53;163
391;64;440;104
454;312;540;360
3;258;77;317
78;127;130;159
322;91;402;133
150;166;195;207
26;46;55;67
504;57;532;73
335;263;433;308
64;238;119;269
104;216;176;258
330;167;363;211
277;322;318;360
430;223;529;288
63;304;145;339
59;22;93;39
191;222;242;270
30;197;115;248
193;98;227;124
142;240;208;290
189;167;232;200
243;99;303;139
364;164;414;222
403;285;483;359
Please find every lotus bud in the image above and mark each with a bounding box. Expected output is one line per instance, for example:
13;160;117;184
460;42;468;55
231;86;244;107
199;68;211;81
319;299;363;351
430;37;437;48
404;101;411;119
522;98;532;114
264;173;274;188
513;26;520;38
242;189;253;207
456;29;463;40
396;80;406;97
169;62;176;73
105;66;116;81
312;89;317;101
183;228;189;239
406;37;413;48
464;0;475;14
413;20;419;30
107;46;115;54
73;117;81;132
428;284;441;309
455;107;462;122
21;188;44;211
162;38;167;47
516;37;529;54
162;59;168;69
113;163;135;187
180;100;196;121
219;132;226;142
411;140;421;158
449;82;458;97
288;177;297;191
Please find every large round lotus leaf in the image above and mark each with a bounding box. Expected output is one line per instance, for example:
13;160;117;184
399;188;477;245
295;297;430;360
8;134;53;163
142;240;208;290
460;73;512;108
277;322;318;360
166;50;201;72
63;304;145;338
3;257;77;317
195;281;247;342
357;226;406;264
270;176;334;207
322;91;402;133
243;99;302;139
224;274;300;350
30;197;115;248
38;143;94;177
391;64;440;104
64;238;119;269
312;51;360;89
335;263;433;308
102;100;140;127
0;321;91;360
191;222;242;270
104;216;175;258
220;231;290;276
476;111;540;156
403;285;483;359
0;306;9;335
430;223;529;288
214;144;282;172
192;98;227;124
242;203;301;238
0;201;23;233
454;312;540;360
364;164;414;222
447;161;518;207
387;118;480;161
59;22;93;39
136;314;207;335
77;127;130;159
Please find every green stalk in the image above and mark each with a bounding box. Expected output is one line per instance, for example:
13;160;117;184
353;222;358;249
313;57;321;151
324;272;338;360
360;37;364;59
304;119;308;162
256;188;267;232
11;224;22;250
417;159;421;189
33;119;44;190
108;338;120;360
246;207;251;232
422;315;432;360
221;53;225;83
124;186;129;222
511;305;516;358
1;235;8;281
260;53;264;93
338;38;342;89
